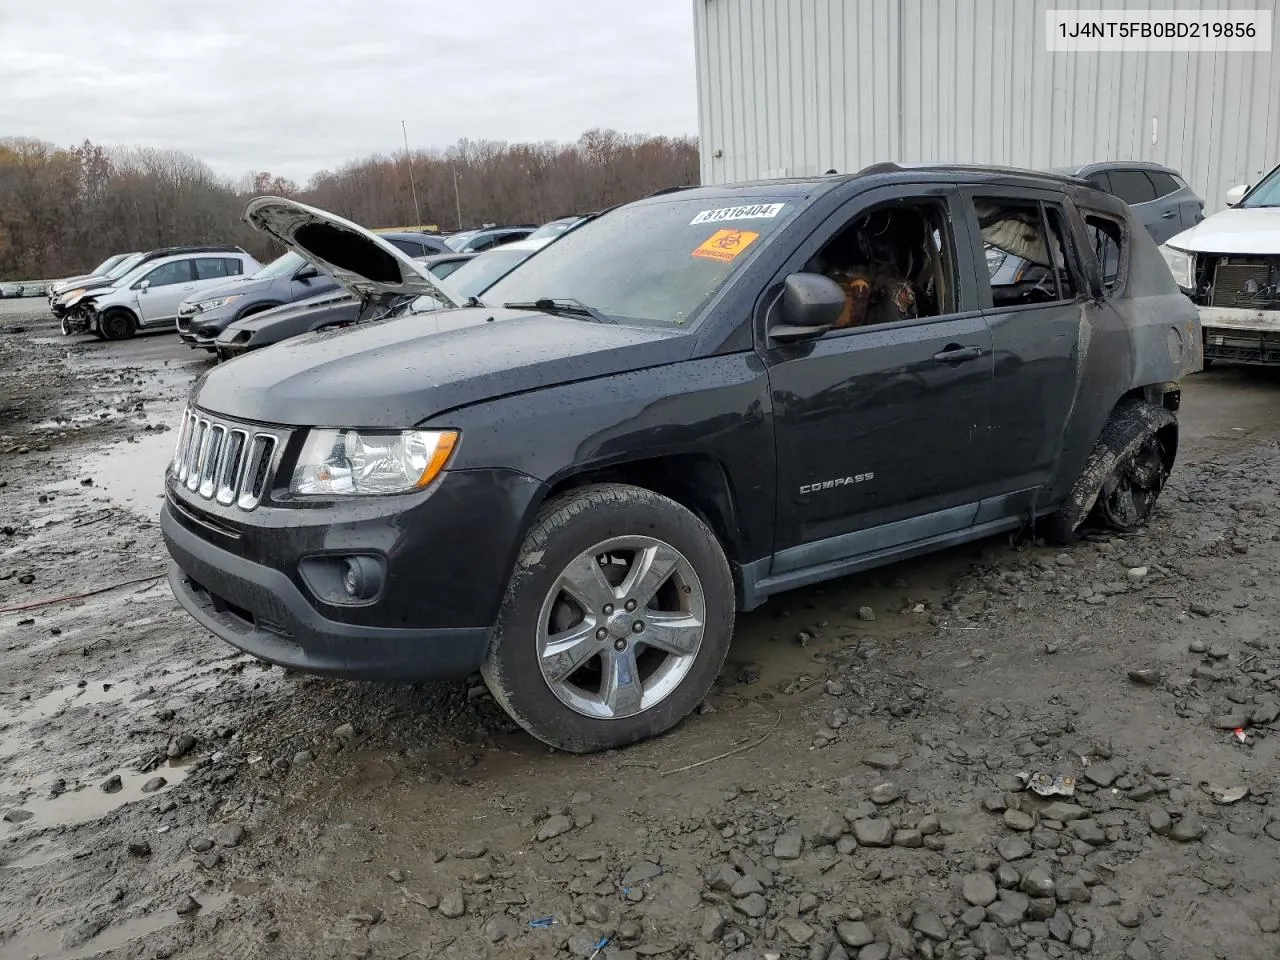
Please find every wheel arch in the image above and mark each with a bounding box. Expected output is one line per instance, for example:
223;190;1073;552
234;300;282;322
540;453;746;566
97;304;139;337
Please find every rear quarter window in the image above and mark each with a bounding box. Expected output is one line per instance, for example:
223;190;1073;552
1146;172;1181;198
1081;212;1127;291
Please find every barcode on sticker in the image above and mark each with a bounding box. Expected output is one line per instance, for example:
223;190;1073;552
690;203;786;226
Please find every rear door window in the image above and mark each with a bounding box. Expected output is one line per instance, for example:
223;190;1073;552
1108;170;1158;204
974;198;1080;307
194;258;234;280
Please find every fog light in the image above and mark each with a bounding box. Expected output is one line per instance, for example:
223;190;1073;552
342;556;381;600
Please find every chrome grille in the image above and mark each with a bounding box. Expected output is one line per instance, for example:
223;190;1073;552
171;407;278;510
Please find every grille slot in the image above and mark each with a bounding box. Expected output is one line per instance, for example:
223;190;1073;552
1210;261;1274;308
171;407;280;511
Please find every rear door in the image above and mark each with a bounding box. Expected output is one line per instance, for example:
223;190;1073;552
135;258;197;324
764;183;995;569
960;188;1089;505
1148;170;1204;229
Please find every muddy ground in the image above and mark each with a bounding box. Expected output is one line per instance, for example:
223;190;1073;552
1;296;1278;960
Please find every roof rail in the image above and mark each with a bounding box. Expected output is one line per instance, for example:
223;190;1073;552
645;184;695;198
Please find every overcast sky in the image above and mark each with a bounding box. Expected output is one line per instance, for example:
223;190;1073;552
0;0;698;184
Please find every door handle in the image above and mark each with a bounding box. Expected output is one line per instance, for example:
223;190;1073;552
932;344;983;364
1161;210;1177;219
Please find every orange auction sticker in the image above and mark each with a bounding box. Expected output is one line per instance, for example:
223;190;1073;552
692;229;760;262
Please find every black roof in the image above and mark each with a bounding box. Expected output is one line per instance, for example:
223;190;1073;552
139;243;244;262
640;163;1108;205
1054;160;1183;178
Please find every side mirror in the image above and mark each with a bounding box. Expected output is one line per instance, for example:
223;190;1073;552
770;273;846;342
138;279;150;292
1225;184;1249;206
295;264;319;280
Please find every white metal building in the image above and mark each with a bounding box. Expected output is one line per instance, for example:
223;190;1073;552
693;0;1280;212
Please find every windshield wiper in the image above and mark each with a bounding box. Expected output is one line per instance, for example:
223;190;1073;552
502;298;612;323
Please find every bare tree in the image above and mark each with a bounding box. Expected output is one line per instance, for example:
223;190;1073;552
0;131;700;280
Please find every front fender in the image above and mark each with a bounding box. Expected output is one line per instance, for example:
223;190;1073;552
426;353;776;564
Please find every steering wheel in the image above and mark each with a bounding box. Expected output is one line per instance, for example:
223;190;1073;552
1027;273;1057;303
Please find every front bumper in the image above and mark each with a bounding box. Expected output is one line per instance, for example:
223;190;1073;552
161;463;543;680
176;313;199;343
1200;305;1280;365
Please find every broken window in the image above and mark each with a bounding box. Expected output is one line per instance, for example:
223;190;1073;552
804;200;957;330
976;198;1078;307
1082;213;1125;291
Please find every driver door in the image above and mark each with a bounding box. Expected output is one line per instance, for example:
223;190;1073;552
763;184;995;568
135;259;197;324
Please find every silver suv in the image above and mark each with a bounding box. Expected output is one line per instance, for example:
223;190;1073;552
63;250;262;340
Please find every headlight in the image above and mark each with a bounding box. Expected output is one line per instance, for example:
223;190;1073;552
62;288;86;301
1159;245;1195;290
290;429;459;496
195;294;242;311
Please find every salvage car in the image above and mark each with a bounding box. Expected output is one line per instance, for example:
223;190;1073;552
1052;162;1203;244
64;249;262;340
210;252;477;359
47;252;138;302
53;245;249;331
176;232;448;349
162;168;1199;753
1160;160;1280;366
443;225;535;252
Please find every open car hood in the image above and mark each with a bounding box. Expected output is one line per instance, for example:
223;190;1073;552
242;197;459;308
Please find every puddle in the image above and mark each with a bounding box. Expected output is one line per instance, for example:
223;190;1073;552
48;422;178;516
0;889;234;960
0;839;70;870
0;679;154;726
4;760;192;832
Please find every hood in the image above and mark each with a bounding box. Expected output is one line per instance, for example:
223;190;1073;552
227;290;354;333
51;273;97;292
193;307;691;428
187;274;273;306
1166;206;1280;255
54;274;116;298
243;197;459;308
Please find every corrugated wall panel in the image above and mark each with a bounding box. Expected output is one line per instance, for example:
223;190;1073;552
695;0;1280;213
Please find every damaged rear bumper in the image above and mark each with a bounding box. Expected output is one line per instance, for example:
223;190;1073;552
1200;306;1280;365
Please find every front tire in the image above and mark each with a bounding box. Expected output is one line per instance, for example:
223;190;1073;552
1046;401;1175;544
99;308;137;341
482;483;735;753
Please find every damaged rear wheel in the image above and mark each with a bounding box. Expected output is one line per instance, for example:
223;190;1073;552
1046;400;1176;544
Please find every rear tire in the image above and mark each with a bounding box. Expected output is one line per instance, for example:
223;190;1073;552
99;309;137;341
1045;401;1175;544
482;483;735;753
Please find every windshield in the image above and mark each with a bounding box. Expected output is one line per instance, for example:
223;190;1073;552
443;249;532;298
252;251;306;279
396;250;531;316
443;232;478;252
527;218;580;242
90;254;123;275
1240;164;1280;208
483;197;797;325
105;253;145;279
